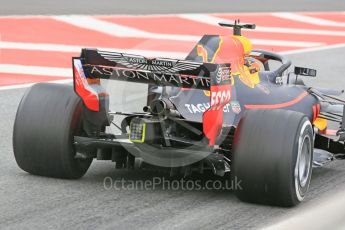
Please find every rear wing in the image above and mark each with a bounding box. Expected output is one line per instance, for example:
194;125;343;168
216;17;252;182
73;49;233;146
74;48;230;90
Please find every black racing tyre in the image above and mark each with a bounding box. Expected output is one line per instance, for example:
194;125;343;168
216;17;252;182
232;109;313;207
13;83;92;179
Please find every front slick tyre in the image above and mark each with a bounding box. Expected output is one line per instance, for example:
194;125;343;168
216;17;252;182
232;109;313;207
13;83;92;179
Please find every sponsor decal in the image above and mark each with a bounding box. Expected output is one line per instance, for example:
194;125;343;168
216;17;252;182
89;66;211;88
210;90;231;107
185;103;231;114
151;59;174;67
123;57;148;65
216;66;232;84
122;57;174;68
97;50;201;73
230;101;242;114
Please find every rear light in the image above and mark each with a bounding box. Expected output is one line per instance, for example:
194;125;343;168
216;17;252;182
73;59;100;112
129;118;146;143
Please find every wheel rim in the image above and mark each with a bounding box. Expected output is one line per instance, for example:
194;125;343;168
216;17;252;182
298;135;312;187
295;121;312;201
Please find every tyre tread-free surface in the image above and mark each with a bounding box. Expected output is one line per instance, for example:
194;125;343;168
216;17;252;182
233;109;313;206
13;83;92;179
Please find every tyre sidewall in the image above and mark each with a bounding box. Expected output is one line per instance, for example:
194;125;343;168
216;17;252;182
13;83;92;179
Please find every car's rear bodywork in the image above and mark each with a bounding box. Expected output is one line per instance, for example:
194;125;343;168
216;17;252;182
72;29;345;172
13;21;345;206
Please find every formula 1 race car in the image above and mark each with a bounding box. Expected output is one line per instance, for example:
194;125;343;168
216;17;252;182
13;21;345;207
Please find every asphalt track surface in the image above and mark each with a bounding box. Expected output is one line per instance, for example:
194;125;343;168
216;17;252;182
1;1;345;230
0;0;345;15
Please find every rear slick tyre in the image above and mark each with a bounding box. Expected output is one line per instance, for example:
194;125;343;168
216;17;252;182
13;83;92;179
232;109;313;207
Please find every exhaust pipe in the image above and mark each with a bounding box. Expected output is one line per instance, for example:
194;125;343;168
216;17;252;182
149;99;180;117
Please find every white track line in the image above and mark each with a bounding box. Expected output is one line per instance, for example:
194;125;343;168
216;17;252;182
1;11;344;19
52;15;199;42
0;13;343;91
251;39;323;47
177;14;221;26
0;64;71;77
0;79;72;91
1;42;345;91
272;12;345;27
0;40;325;62
1;42;345;92
179;14;345;36
280;42;345;55
0;41;187;59
51;15;324;47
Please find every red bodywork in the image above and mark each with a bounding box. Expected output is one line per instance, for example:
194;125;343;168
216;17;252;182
202;36;246;145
